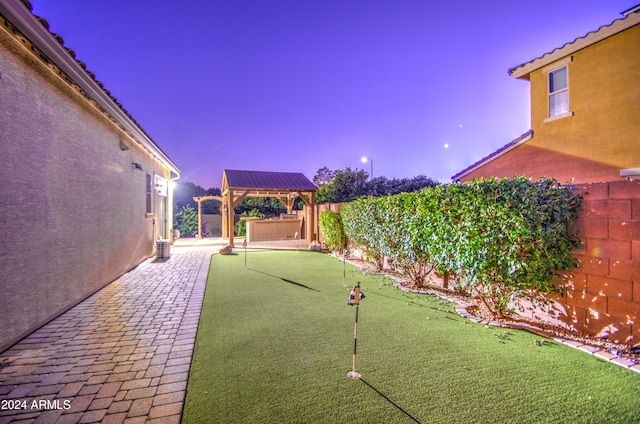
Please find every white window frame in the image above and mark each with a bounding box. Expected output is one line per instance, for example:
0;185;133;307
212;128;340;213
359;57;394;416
544;57;573;123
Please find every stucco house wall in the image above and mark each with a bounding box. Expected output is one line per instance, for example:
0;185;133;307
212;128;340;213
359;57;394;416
0;3;178;351
457;16;640;184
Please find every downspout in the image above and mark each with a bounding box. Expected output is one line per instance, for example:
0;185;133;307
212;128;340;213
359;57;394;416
169;172;180;243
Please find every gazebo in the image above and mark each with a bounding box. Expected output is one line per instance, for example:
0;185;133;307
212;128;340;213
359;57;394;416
216;169;317;247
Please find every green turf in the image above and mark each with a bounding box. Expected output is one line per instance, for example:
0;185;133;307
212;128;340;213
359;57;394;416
183;251;640;423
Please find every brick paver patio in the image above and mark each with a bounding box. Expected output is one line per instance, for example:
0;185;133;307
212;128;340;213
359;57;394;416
0;240;219;424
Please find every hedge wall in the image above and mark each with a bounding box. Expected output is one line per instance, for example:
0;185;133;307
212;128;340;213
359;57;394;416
340;177;582;318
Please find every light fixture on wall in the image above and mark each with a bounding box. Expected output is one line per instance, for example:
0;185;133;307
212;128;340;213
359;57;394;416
119;139;130;151
620;168;640;180
132;162;143;171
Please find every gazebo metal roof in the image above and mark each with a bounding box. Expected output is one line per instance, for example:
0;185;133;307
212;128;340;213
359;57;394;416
219;170;317;246
223;170;317;192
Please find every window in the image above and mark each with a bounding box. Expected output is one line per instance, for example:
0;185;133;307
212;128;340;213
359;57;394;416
548;66;568;117
146;173;153;215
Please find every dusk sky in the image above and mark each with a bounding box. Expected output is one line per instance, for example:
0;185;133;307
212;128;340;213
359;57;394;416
31;0;635;189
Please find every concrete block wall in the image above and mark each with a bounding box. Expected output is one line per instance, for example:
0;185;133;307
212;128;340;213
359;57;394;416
558;180;640;345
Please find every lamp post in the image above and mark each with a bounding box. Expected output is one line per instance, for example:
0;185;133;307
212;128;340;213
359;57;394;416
361;156;373;180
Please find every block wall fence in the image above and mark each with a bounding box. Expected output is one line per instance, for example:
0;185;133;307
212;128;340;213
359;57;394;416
561;180;640;345
304;180;640;346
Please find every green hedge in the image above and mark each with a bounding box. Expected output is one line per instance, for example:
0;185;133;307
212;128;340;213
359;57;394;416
341;177;582;318
318;210;347;253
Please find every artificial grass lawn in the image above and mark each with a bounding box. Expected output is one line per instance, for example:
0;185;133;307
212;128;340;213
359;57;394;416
183;251;640;423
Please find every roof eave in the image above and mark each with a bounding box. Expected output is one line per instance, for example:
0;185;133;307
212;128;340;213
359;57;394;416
0;0;180;177
508;10;640;79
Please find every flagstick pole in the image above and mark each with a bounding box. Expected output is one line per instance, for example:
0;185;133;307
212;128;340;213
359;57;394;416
243;239;247;268
343;249;347;287
347;282;361;379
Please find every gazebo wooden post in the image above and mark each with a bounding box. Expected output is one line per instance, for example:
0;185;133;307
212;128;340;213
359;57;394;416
307;191;315;244
228;189;235;247
222;196;228;240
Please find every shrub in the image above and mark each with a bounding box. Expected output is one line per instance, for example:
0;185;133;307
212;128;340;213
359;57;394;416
236;208;264;236
342;194;434;285
341;197;385;270
428;178;581;317
174;205;199;237
318;211;347;253
382;193;435;286
341;177;582;317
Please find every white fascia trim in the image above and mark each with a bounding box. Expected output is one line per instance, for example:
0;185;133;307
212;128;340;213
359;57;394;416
620;167;640;179
511;12;640;79
542;56;572;74
0;0;180;177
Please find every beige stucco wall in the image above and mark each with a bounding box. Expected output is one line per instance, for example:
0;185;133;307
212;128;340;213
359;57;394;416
247;219;302;242
0;23;170;351
462;24;640;184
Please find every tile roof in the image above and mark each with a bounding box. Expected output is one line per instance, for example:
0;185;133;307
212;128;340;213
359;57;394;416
223;170;317;191
451;130;533;181
21;3;144;132
508;7;640;79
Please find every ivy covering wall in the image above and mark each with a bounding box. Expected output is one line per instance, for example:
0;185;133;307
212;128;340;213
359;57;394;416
336;177;582;318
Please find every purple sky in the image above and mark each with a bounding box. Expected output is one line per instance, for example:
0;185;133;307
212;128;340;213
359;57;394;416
31;1;634;189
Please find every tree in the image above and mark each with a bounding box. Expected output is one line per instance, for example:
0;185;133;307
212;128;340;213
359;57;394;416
235;197;290;217
313;166;336;185
315;167;369;203
173;181;221;214
174;205;199;237
314;167;440;203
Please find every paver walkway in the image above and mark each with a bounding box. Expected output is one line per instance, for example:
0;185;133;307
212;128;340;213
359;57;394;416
0;240;220;424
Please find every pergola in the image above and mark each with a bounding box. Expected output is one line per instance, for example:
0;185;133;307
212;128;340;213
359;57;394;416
192;195;223;239
211;169;317;247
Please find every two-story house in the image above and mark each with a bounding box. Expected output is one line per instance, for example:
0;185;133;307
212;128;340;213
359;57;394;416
454;5;640;184
452;6;640;347
0;0;180;351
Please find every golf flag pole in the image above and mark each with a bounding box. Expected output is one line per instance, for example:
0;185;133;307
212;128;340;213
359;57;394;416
343;248;348;287
243;239;247;268
347;282;364;379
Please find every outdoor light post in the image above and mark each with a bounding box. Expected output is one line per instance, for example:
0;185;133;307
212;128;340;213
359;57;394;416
361;156;373;180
